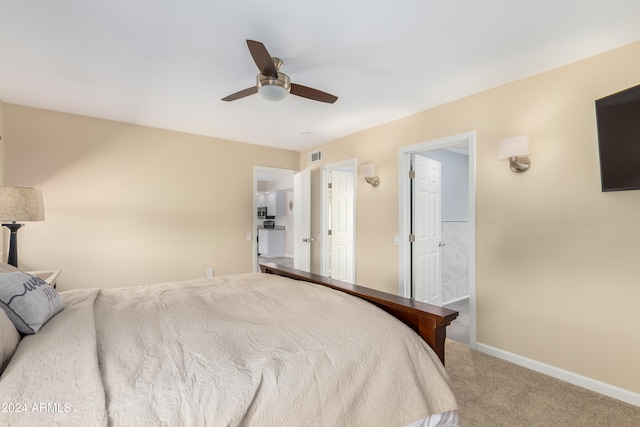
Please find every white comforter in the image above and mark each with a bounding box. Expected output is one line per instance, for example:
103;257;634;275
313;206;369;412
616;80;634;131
0;272;457;426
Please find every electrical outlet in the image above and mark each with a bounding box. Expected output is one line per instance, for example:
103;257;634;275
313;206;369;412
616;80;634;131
206;268;214;278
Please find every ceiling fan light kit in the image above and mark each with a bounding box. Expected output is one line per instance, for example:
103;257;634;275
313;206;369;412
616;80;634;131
222;40;338;104
257;67;291;102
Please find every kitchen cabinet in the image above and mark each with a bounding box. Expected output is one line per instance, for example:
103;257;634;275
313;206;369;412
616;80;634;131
258;228;285;257
266;192;286;216
257;193;267;208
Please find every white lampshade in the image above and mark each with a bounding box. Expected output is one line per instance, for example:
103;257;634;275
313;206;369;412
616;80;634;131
258;84;289;102
498;136;530;160
0;187;45;222
360;164;376;178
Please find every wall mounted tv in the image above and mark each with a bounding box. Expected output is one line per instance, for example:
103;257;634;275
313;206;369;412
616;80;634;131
595;83;640;192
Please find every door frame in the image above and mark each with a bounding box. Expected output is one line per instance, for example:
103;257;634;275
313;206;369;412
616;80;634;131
321;158;357;280
398;131;477;347
253;165;297;272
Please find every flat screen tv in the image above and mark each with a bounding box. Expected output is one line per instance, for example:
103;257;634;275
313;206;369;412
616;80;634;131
595;83;640;192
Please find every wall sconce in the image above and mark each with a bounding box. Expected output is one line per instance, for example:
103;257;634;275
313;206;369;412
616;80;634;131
498;136;531;173
360;164;380;187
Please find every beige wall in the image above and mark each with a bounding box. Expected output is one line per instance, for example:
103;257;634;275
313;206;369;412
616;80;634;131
0;99;5;184
3;105;299;289
0;100;5;258
301;42;640;395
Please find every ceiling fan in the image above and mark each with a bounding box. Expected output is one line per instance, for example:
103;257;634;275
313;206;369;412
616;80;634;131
221;40;338;104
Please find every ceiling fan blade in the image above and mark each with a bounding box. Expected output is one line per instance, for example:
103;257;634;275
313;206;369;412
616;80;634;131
247;40;278;78
290;83;338;104
221;86;258;102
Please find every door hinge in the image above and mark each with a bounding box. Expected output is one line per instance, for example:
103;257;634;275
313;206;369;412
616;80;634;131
328;183;332;189
409;234;415;242
409;170;416;179
328;229;332;236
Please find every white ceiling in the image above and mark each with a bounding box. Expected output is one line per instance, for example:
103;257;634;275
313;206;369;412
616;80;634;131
2;1;640;151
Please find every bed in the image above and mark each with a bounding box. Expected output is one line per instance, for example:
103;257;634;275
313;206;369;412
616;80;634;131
0;262;459;426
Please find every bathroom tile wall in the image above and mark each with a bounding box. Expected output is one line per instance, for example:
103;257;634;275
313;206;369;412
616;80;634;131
441;221;469;303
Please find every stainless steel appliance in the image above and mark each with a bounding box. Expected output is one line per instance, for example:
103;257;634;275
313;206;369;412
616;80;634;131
262;220;275;228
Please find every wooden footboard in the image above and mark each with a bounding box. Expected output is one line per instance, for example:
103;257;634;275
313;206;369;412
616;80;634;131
259;263;458;365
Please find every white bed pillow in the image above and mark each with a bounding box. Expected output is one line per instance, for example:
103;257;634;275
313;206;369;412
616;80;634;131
0;272;65;334
0;308;20;372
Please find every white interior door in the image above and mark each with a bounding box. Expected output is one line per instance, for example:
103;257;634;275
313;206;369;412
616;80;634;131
329;170;355;282
412;154;443;305
293;168;311;272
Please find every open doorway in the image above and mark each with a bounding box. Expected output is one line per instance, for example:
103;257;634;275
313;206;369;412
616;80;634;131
398;132;476;348
253;166;297;272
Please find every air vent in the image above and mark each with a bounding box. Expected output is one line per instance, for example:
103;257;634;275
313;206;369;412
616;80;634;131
308;150;322;163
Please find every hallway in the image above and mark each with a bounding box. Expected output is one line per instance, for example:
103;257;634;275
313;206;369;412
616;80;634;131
443;298;469;345
257;256;293;270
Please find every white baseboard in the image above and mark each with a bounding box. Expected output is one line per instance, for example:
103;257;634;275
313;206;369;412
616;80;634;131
476;342;640;407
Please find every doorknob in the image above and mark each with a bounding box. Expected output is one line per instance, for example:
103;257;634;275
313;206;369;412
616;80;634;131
439;242;446;247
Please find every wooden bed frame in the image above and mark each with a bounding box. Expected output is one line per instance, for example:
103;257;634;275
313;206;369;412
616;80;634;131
259;263;458;365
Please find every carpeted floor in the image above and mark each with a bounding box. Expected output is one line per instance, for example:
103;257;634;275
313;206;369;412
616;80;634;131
444;340;640;426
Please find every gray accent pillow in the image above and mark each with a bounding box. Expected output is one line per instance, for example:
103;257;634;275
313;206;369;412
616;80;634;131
0;272;65;334
0;308;20;372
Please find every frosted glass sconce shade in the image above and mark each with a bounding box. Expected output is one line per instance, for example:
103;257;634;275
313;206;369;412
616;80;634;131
360;164;380;187
498;136;531;173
